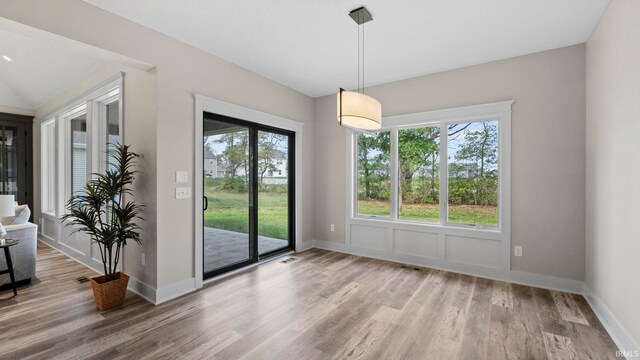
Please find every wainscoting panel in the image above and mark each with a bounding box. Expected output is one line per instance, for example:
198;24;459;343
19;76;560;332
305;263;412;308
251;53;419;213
58;223;89;257
347;218;507;276
350;224;387;250
393;229;438;259
445;235;501;269
41;216;58;241
38;215;155;303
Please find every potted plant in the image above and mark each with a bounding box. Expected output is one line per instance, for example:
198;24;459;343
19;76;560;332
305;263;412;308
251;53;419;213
62;143;143;310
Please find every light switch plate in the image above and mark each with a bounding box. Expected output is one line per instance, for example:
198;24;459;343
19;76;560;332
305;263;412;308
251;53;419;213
176;171;188;183
175;187;191;199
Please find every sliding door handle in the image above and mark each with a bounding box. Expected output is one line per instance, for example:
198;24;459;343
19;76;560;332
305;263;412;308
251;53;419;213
203;196;208;211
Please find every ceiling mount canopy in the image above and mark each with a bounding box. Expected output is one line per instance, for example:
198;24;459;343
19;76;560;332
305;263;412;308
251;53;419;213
337;6;382;131
348;6;373;25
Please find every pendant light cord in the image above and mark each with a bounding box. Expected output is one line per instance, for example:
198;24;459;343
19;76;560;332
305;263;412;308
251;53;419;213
355;12;367;94
357;14;361;93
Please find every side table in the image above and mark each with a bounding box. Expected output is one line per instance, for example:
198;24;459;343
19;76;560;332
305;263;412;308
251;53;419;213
0;239;20;297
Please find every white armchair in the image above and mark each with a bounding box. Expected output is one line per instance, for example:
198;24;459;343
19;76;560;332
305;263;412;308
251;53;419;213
0;223;37;286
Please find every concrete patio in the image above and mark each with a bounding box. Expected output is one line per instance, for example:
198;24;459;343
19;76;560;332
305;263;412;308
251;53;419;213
204;227;288;273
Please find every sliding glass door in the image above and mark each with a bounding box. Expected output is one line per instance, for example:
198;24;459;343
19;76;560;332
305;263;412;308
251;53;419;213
257;130;293;256
203;113;294;278
203;118;254;276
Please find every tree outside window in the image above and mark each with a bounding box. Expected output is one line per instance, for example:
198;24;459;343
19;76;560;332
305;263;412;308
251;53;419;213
355;120;499;227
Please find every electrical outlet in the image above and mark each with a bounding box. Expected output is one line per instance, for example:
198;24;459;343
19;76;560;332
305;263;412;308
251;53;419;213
330;224;335;232
514;246;523;257
175;187;191;199
141;253;146;266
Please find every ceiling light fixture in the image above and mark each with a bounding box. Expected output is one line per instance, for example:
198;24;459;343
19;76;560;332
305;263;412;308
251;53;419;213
337;7;382;131
2;55;11;62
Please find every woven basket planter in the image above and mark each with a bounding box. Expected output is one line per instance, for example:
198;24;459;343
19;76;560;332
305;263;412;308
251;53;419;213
90;272;129;310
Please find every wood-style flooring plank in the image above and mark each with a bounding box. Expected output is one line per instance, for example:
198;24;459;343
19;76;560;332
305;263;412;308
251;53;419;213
543;331;580;360
551;291;589;325
0;242;622;360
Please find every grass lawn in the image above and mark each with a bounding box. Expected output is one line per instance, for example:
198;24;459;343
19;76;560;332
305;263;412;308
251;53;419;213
358;200;498;227
204;188;289;240
204;189;497;240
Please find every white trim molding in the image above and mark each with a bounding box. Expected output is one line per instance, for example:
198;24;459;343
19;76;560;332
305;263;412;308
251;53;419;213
345;100;513;277
584;285;640;358
311;239;582;293
156;278;197;305
307;238;639;356
296;240;317;252
38;237;157;304
127;276;157;304
38;236;194;305
193;94;304;289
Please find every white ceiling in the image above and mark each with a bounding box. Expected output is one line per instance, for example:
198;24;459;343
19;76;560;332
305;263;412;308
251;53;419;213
88;0;609;97
0;28;105;110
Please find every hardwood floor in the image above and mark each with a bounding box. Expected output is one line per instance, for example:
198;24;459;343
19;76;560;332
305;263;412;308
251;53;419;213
0;242;620;359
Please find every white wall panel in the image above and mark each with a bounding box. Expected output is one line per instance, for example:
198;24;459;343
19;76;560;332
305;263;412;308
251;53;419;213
41;216;58;240
350;224;387;250
58;223;89;257
445;235;501;269
393;229;438;259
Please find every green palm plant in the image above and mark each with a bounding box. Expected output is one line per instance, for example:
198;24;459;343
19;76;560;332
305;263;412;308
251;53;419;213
62;143;143;281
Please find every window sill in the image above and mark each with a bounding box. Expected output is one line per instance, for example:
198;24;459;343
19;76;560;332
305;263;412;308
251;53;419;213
41;212;58;220
351;215;503;235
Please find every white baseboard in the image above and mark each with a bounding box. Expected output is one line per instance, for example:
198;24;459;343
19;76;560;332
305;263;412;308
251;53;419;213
583;285;639;358
127;276;157;304
510;270;584;294
38;237;158;305
155;278;196;305
311;239;640;356
312;239;582;294
296;240;317;252
36;234;639;354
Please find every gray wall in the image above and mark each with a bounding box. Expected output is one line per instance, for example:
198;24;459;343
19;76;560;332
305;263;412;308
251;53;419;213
586;0;640;347
0;0;315;289
314;44;587;281
2;0;596;294
33;62;158;287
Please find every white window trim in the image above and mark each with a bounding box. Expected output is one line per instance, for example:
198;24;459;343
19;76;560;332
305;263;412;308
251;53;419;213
63;104;89;204
40;119;57;217
345;100;512;271
194;94;304;289
93;88;122;175
38;74;123;217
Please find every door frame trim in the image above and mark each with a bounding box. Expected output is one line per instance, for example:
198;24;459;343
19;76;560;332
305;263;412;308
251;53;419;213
194;94;304;289
0;112;34;215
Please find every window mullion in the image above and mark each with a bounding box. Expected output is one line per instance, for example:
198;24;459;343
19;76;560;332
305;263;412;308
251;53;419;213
390;129;398;220
351;131;357;218
87;100;99;179
439;123;448;226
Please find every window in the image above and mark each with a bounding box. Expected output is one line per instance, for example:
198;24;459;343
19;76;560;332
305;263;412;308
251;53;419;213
356;131;390;217
40;75;122;215
69;111;88;197
351;102;509;229
447;121;499;226
105;99;120;171
41;120;56;215
398;126;440;222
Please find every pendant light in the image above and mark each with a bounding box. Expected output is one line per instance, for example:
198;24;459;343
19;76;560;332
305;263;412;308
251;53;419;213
337;7;382;131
